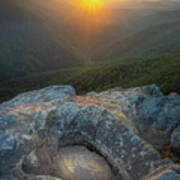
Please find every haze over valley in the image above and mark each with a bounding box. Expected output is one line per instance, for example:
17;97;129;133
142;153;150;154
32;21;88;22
0;0;180;101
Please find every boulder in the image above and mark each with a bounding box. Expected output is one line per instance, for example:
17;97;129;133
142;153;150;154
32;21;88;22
0;86;76;175
134;95;180;146
90;84;180;147
145;165;180;180
171;127;180;157
0;84;179;180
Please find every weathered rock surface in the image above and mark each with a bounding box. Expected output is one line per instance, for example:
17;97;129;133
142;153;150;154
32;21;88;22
54;146;114;180
0;84;179;180
171;127;180;157
145;165;180;180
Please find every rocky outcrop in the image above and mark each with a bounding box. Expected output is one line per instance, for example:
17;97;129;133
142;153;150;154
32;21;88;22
145;165;180;180
171;127;180;157
0;85;179;180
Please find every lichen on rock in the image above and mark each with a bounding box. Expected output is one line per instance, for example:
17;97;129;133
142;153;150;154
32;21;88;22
0;85;180;180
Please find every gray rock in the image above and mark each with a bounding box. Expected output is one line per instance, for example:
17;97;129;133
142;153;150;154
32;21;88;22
0;85;76;110
86;91;98;97
55;146;114;180
47;102;167;180
169;92;179;96
97;85;180;147
28;177;62;180
0;174;62;180
152;171;180;180
0;85;179;180
171;126;180;157
134;95;180;146
0;86;75;175
146;165;180;180
141;84;163;96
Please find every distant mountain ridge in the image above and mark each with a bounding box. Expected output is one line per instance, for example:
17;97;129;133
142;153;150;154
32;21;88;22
0;0;88;82
98;21;180;62
1;54;180;102
0;0;180;103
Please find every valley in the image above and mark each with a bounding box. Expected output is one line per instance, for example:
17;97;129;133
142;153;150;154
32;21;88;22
0;0;180;102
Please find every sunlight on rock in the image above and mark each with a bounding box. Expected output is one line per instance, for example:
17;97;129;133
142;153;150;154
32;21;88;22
57;146;114;180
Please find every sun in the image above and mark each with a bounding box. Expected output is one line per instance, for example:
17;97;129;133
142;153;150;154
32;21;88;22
77;0;104;13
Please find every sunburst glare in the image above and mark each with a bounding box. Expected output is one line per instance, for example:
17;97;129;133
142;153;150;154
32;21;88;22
76;0;105;14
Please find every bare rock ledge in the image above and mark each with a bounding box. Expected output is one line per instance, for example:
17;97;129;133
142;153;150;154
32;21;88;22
0;85;180;180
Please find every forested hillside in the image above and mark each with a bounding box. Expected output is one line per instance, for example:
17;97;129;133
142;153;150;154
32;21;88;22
0;1;88;82
1;54;180;102
135;9;180;29
0;0;180;103
14;0;180;59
